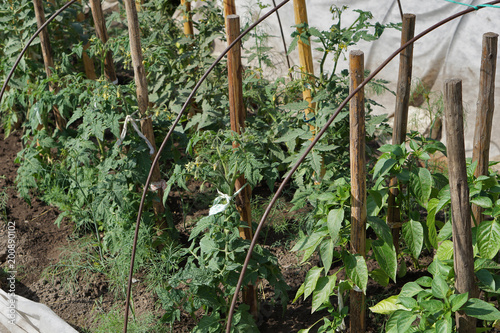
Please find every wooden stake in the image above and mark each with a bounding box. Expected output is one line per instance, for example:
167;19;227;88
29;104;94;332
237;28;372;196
444;79;479;333
123;0;166;226
76;4;97;80
32;0;66;130
472;32;498;225
180;0;194;36
226;14;258;319
89;0;117;83
387;13;415;254
224;0;236;17
349;50;366;333
293;0;315;127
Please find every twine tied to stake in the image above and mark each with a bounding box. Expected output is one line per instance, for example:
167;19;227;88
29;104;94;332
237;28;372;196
116;112;155;155
444;0;500;9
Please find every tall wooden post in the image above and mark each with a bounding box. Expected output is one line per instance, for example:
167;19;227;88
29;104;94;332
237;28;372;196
349;50;367;333
444;79;479;333
293;0;315;131
387;14;415;254
123;0;166;225
226;14;258;319
89;0;117;83
180;0;194;36
32;0;66;130
76;3;97;80
472;32;498;226
223;0;236;17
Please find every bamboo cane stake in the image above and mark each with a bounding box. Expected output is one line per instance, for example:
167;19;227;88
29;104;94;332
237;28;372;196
89;0;117;83
123;0;165;225
226;14;258;318
293;0;315;131
349;50;367;333
444;79;479;333
387;13;415;254
32;0;66;130
180;0;194;36
472;32;498;226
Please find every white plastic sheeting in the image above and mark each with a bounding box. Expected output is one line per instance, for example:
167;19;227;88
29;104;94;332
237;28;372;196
226;0;500;157
0;289;78;333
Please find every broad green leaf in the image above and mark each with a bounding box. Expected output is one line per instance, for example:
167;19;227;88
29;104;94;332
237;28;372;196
368;216;393;245
420;299;444;313
372;240;397;282
343;252;368;293
397;296;417;309
327;208;343;243
370;268;389;287
463;298;500;320
386;310;417;333
435;318;452;333
303;266;323;300
319;239;334;275
436;240;454;261
415;276;433;288
399;282;424;298
373;158;397;182
415;168;433;208
450;293;469;312
311;275;337;313
431;275;450;299
429;258;452;278
402;219;424;259
426;207;438;249
291;229;328;252
477;219;500;259
378;144;404;155
475;269;500;293
471;196;493;209
293;283;305;303
438;221;453;242
369;296;408;314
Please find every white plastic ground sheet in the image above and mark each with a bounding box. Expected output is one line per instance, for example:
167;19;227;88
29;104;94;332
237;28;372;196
217;0;500;157
0;289;78;333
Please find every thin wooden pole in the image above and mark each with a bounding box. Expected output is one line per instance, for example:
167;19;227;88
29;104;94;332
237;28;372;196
226;14;258;318
224;0;236;17
180;0;194;36
32;0;66;130
123;0;165;225
444;79;479;333
472;32;498;226
293;0;315;129
89;0;117;83
387;13;415;254
349;50;366;333
76;3;97;80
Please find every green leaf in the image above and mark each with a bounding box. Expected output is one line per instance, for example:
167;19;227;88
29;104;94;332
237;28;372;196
415;276;433;288
293;283;305;303
303;266;323;300
477;219;500;259
431;275;450;299
368;216;393;245
311;275;337;313
414;168;433;208
434;318;452;333
343;252;368;293
463;298;500;320
369;296;408;314
397;296;417;309
369;268;389;287
471;196;493;209
399;282;424;298
420;299;444;313
327;208;343;243
372;158;397;181
402;219;424;259
436;240;454;261
475;269;500;293
372;240;397;282
386;310;417;333
450;293;469;312
319;239;334;275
